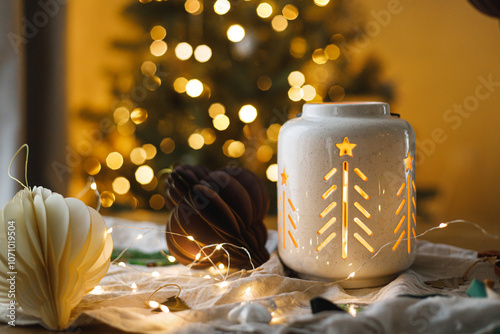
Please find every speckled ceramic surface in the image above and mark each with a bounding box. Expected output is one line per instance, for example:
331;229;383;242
277;102;416;288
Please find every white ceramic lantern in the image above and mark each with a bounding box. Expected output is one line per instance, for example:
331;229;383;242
277;102;416;288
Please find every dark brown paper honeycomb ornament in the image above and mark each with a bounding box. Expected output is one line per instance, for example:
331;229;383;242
164;164;270;269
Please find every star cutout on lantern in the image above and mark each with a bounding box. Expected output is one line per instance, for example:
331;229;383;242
336;137;357;157
281;169;289;186
404;152;413;171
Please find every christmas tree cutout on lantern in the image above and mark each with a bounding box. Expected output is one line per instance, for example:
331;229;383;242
278;168;298;249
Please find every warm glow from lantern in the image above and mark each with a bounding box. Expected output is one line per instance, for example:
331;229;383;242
112;177;130;195
150;40;167;57
256;2;273;18
106;152;124;170
185;79;203;97
160;138;175;154
130;147;147;165
282;4;298;20
209;103;226;118
173;77;188;93
271;15;288;32
238;104;257;123
213;114;230;130
175;42;193;60
227;24;245;42
314;0;330;7
214;0;230;15
194;45;212;62
150;25;166;40
287;71;305;86
188;133;205;149
266;164;278;182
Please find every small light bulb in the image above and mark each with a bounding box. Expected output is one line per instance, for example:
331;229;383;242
90;182;97;190
168;255;176;262
203;275;211;279
218;281;228;288
187;236;195;241
218;263;225;270
216;244;222;250
439;223;448;228
149;301;160;309
107;227;113;234
348;272;355;278
118;262;126;267
348;304;357;317
195;253;201;260
90;286;104;295
152;271;160;278
137;234;144;240
160;305;170;313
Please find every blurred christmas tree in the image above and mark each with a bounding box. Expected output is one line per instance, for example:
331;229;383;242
80;0;394;213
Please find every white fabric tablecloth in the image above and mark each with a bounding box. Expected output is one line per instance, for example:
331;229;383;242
2;217;499;333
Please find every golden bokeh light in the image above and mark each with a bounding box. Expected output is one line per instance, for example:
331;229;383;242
150;40;167;57
314;0;330;7
257;75;272;91
185;0;203;14
194;45;212;62
117;122;136;136
239;104;258;123
188;133;205;149
266;164;278;182
113;107;130;125
149;194;165;210
130;147;147;165
142;143;157;159
201;128;216;145
185;79;204;97
287;71;305;86
222;139;234;157
112;177;130;195
227;24;245;42
282;4;299;20
141;61;157;76
302;84;317;101
136;165;154;185
271;15;288;32
213;114;230;131
290;37;307;58
175;42;193;60
312;48;328;64
214;0;230;15
84;157;101;175
227;141;245;158
325;44;340;60
100;191;115;208
142;177;158;191
328;85;346;101
106;152;124;170
150;25;166;40
130;108;148;124
256;145;273;162
256;3;273;18
208;103;226;118
160;137;175;154
173;77;188;93
266;123;281;142
288;86;303;102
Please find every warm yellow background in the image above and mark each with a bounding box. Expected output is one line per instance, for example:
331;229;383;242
67;0;500;249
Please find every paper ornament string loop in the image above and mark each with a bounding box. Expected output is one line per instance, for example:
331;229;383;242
8;143;29;189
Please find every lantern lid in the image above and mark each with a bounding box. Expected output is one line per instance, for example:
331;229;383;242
302;102;390;118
